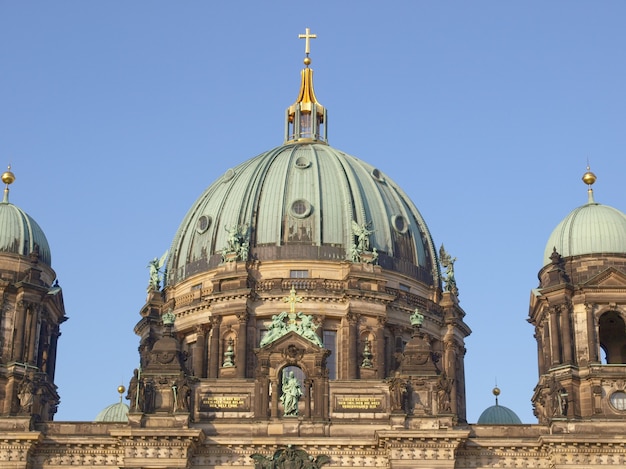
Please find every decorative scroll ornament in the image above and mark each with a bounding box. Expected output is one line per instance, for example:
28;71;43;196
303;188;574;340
348;220;378;264
259;287;323;347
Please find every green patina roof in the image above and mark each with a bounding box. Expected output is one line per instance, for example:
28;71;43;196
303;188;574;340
0;200;51;265
477;403;522;424
167;142;439;286
94;400;129;422
544;200;626;266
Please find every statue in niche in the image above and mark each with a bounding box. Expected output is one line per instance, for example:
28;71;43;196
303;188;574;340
439;244;458;296
549;376;568;417
147;251;168;292
280;370;302;416
386;372;408;412
17;373;34;413
221;224;250;263
436;372;452;413
172;374;192;412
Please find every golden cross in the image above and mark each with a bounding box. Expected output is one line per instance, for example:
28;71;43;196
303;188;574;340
298;27;317;56
283;287;303;314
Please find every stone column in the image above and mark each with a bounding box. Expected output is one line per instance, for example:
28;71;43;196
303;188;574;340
304;379;312;418
193;325;207;378
26;306;39;365
445;339;458;416
560;303;573;364
549;306;561;365
236;312;248;378
346;312;359;380
270;378;279;418
12;301;26;362
375;317;386;379
535;330;545;375
585;303;598;363
208;316;221;379
48;328;60;381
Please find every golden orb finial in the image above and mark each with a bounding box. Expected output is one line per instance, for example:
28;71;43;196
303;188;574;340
117;385;126;395
303;56;311;66
492;386;501;397
582;165;596;186
1;165;15;186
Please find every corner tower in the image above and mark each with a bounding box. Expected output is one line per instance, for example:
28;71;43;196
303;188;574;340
530;168;626;423
131;30;470;434
0;167;66;423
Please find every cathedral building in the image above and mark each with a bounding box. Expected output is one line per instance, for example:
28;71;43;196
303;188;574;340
0;29;625;469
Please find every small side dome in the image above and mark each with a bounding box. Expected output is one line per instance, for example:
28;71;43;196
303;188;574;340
477;403;522;424
95;386;129;422
0;167;51;265
477;387;522;424
94;401;129;422
543;170;626;266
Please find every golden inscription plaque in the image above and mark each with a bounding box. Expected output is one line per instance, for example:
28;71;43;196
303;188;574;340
334;395;384;412
200;394;250;412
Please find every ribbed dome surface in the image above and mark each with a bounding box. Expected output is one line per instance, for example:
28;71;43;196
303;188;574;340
0;201;51;265
477;404;522;424
543;201;626;266
167;142;438;286
94;401;129;422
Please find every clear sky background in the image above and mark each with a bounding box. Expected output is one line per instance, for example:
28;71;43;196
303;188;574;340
1;2;625;423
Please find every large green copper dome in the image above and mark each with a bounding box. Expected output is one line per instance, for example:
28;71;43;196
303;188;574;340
166;48;440;288
167;142;438;286
543;175;626;266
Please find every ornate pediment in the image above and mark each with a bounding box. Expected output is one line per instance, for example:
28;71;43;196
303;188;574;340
581;267;626;288
259;288;323;348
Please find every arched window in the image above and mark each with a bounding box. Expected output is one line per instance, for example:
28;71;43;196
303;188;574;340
599;311;626;364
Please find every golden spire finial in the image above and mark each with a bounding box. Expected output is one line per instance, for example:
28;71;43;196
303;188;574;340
298;27;316;66
582;164;597;204
1;165;15;204
285;28;327;143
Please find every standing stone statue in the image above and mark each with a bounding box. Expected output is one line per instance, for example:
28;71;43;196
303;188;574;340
147;251;168;292
280;370;302;416
439;244;458;296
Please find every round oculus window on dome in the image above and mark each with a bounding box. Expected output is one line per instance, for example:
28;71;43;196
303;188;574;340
610;391;626;411
290;199;312;218
222;168;236;183
294;156;311;169
371;168;385;182
392;214;408;234
196;215;212;234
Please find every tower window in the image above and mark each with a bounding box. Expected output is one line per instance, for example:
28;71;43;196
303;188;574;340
599;311;626;364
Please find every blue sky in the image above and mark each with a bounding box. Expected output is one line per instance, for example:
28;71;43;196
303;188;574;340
1;2;625;423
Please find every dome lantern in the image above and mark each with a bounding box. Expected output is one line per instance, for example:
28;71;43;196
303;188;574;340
285;28;327;144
